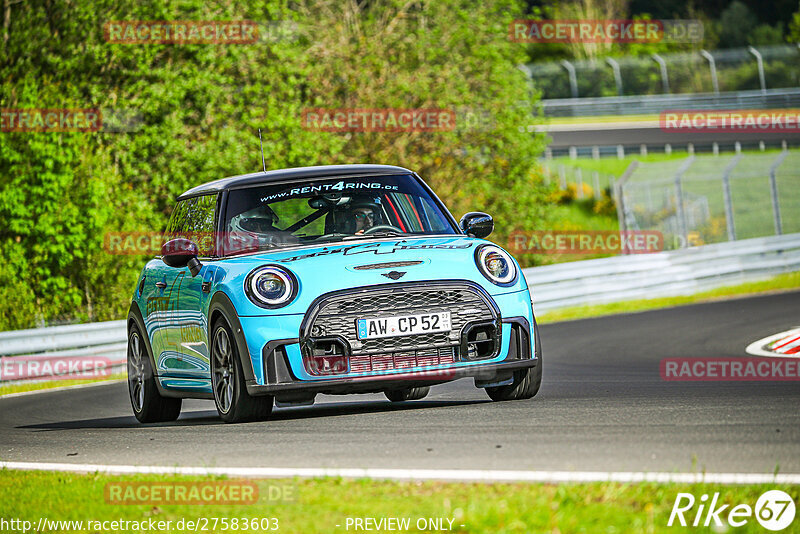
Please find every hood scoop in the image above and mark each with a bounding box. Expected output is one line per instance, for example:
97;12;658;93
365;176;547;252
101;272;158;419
353;260;423;271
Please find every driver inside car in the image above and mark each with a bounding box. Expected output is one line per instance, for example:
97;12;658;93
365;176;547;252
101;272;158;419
350;197;383;235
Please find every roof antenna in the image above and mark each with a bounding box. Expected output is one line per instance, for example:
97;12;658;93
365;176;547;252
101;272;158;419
258;128;266;173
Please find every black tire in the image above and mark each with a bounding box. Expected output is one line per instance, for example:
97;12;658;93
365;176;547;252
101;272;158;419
385;386;430;402
485;365;541;401
211;318;273;423
486;326;543;402
127;323;182;423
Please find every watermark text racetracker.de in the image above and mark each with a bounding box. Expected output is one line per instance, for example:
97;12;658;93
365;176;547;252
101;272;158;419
104;480;294;505
1;108;144;133
0;356;112;381
301;108;455;132
661;357;800;381
660;109;800;133
102;20;299;44
104;231;282;256
509;230;663;255
509;19;703;43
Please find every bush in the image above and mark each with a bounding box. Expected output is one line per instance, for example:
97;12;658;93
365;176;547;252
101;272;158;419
0;0;552;330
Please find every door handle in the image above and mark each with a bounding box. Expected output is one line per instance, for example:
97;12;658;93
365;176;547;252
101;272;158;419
155;281;167;289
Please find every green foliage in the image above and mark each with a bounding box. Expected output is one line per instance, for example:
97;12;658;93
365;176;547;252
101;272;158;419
718;1;757;48
790;2;800;43
0;0;551;330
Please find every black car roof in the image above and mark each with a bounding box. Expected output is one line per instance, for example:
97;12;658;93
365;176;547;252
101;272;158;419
177;164;413;200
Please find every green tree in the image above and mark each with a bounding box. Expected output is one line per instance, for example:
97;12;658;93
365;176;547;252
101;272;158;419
718;1;757;48
0;0;550;330
789;2;800;43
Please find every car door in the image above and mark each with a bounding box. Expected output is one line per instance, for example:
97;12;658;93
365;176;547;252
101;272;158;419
172;194;218;379
146;198;191;376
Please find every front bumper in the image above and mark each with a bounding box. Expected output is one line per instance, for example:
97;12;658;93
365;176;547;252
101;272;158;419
244;314;540;399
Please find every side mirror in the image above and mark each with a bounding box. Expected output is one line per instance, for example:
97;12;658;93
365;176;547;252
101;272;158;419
161;238;202;277
459;212;494;239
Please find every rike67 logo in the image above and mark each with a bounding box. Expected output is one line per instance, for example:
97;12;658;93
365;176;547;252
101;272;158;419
669;490;796;531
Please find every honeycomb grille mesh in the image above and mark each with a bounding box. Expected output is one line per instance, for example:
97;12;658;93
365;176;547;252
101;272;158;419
307;285;494;357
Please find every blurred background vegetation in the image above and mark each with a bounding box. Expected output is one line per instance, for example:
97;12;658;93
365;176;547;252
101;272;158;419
0;0;550;330
1;0;798;330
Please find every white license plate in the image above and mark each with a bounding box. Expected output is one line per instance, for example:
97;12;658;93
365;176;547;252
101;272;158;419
357;311;451;340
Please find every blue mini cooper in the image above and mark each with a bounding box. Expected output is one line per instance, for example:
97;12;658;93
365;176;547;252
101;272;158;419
127;165;541;423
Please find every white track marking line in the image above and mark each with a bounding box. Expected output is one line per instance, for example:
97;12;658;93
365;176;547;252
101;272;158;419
0;379;126;400
745;327;800;358
1;461;799;485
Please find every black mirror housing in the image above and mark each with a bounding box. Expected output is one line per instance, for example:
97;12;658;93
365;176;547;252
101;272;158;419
161;238;202;276
459;212;494;239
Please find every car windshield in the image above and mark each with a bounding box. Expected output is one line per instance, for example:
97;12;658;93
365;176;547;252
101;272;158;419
222;174;458;255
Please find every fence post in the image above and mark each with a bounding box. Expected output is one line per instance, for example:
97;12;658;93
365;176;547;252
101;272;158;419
652;54;670;94
560;60;578;98
576;168;584;199
769;150;789;235
722;154;742;242
606;57;623;96
700;50;719;95
593;171;601;199
559;165;567;190
747;47;767;95
615;161;639;253
674;156;696;248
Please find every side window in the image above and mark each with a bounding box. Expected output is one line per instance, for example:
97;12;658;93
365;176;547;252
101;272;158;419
166;200;190;234
164;195;218;256
185;195;217;256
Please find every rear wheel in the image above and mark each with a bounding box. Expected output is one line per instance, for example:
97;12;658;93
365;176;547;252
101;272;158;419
385;386;430;402
127;323;181;423
211;318;273;423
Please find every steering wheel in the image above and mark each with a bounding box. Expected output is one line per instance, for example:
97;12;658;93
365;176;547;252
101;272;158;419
363;224;403;235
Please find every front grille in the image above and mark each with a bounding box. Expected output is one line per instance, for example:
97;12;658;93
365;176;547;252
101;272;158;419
350;347;456;373
303;282;497;358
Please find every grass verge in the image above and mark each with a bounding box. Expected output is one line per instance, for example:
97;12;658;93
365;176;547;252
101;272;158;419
1;470;797;533
0;373;126;397
538;271;800;324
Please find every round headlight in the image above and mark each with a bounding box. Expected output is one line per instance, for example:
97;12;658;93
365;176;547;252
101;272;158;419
476;245;517;286
245;266;297;308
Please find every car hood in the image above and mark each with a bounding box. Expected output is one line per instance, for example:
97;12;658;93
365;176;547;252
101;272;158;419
213;235;526;315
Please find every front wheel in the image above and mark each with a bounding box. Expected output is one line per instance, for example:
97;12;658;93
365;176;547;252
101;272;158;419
211;318;273;423
385;386;430;402
127;323;182;423
485;363;542;402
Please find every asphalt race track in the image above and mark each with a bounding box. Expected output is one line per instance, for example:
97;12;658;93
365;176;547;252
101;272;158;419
2;291;799;475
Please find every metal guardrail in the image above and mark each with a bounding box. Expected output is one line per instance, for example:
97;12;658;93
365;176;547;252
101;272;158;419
0;320;126;356
543;88;800;117
0;320;127;383
1;234;798;382
524;233;800;312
